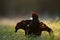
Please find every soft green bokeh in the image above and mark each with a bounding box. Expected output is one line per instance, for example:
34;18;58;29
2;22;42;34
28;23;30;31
0;20;60;40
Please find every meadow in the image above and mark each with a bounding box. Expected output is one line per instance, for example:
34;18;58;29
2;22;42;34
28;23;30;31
0;19;60;40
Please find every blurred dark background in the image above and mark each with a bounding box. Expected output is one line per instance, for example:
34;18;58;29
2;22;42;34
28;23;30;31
0;0;60;20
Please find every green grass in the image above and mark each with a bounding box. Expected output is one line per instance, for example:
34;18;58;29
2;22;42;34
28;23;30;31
0;25;60;40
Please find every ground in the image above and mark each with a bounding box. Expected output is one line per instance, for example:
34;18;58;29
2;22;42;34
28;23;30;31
0;20;60;40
